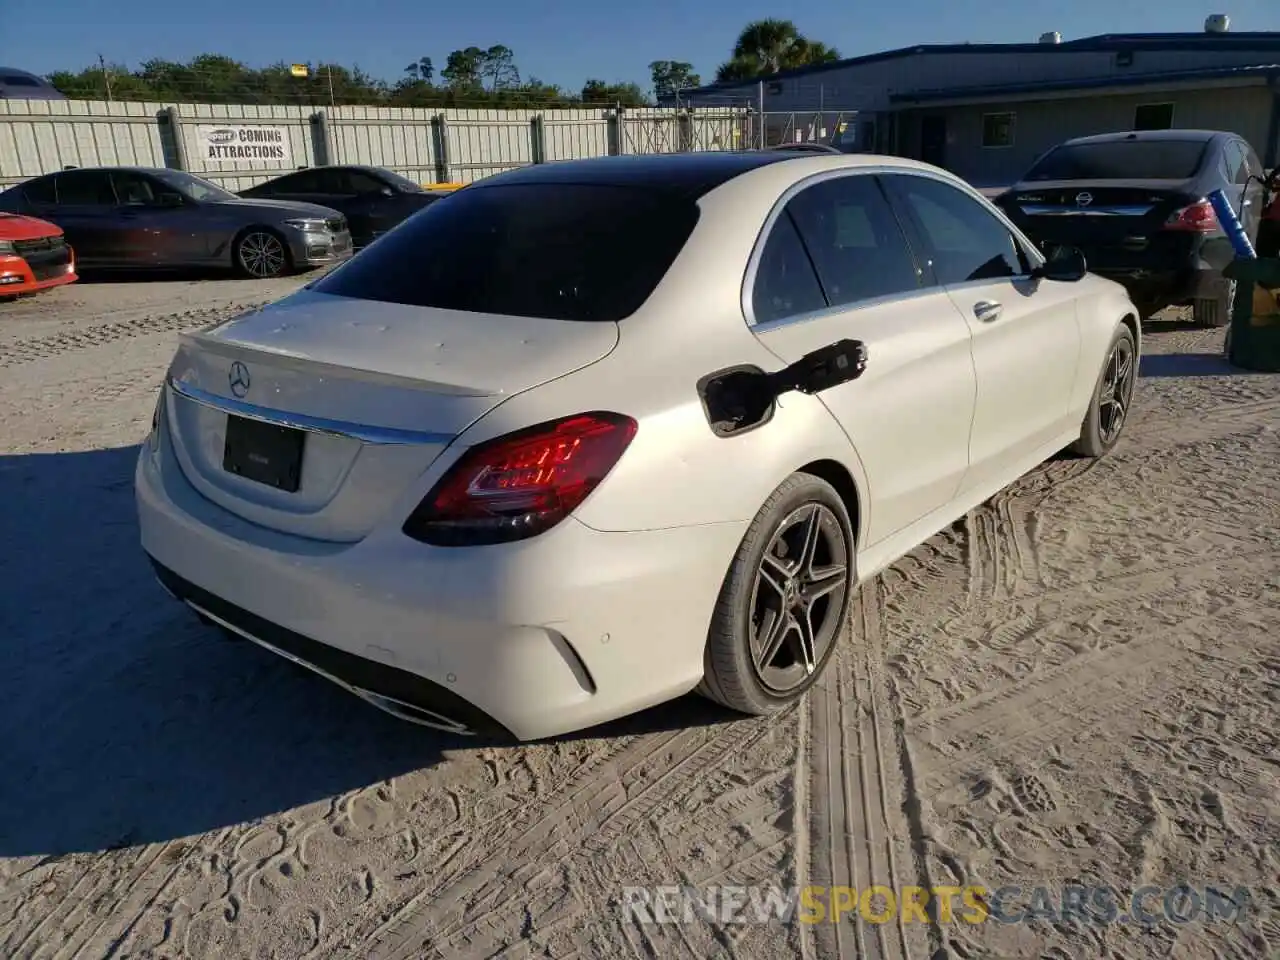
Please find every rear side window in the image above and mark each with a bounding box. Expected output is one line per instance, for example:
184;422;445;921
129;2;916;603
22;176;57;205
1024;140;1208;181
751;213;827;324
786;175;922;307
313;183;700;323
55;170;116;205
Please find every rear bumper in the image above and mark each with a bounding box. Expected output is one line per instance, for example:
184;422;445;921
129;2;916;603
0;248;77;295
1080;234;1234;309
150;558;513;737
134;419;742;741
1089;264;1226;308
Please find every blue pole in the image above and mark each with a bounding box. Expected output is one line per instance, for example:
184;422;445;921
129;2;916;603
1207;188;1257;259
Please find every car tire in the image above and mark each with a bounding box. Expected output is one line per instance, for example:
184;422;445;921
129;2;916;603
1069;324;1138;459
698;472;855;716
1192;279;1235;329
234;227;291;279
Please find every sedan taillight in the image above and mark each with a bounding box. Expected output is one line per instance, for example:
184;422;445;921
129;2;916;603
402;412;638;546
1163;200;1218;232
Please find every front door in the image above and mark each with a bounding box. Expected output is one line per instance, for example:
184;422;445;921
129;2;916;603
882;171;1083;495
746;170;977;546
920;115;947;168
108;171;208;265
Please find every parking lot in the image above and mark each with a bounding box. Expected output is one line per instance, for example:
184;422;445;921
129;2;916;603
1;276;1277;959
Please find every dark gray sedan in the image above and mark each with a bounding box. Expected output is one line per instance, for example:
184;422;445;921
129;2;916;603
0;166;353;278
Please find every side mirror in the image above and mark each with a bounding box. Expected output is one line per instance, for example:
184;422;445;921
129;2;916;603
379;186;395;198
1032;245;1087;282
698;339;869;438
155;192;184;208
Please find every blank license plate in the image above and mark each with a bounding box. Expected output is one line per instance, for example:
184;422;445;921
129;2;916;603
223;415;305;492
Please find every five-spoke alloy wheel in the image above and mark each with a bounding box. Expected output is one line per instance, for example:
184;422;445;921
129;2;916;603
1071;324;1138;458
699;473;855;715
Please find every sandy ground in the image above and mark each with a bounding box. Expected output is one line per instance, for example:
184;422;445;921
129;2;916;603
0;275;1277;960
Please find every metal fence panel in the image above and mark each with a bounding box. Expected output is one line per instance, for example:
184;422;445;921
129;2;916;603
328;106;437;184
543;110;610;162
0;99;168;187
445;108;535;183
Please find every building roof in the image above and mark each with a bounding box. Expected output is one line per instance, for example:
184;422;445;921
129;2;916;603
890;62;1280;105
675;31;1280;98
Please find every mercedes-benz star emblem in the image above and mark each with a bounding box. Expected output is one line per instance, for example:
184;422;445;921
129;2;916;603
1075;191;1093;207
229;361;251;398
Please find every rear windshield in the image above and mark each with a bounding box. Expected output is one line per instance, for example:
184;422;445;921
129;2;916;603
312;182;701;322
1023;140;1208;181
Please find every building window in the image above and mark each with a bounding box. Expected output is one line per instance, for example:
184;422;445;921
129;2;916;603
981;112;1015;148
1133;103;1174;131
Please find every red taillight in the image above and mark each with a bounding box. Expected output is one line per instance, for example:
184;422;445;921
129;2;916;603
1163;200;1218;233
402;412;638;546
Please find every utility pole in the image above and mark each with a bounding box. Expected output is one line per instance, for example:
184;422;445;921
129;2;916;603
326;64;335;108
98;54;113;102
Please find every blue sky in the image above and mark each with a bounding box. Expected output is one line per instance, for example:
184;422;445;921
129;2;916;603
4;0;1276;94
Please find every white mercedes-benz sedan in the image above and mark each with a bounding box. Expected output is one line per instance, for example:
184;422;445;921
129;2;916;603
136;150;1140;741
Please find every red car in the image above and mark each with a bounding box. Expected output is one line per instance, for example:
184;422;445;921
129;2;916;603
0;212;77;298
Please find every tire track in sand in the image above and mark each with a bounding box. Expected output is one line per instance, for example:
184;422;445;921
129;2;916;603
314;720;763;960
908;555;1272;790
412;718;783;959
799;580;927;960
0;303;269;368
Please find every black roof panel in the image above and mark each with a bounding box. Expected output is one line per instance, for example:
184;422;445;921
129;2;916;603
468;151;800;199
1063;129;1227;145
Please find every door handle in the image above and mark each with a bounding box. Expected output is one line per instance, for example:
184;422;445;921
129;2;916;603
973;300;1003;322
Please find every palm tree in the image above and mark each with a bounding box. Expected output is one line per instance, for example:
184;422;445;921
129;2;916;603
715;20;841;82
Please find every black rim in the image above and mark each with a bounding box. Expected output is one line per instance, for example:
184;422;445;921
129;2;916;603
1098;336;1135;444
749;503;849;693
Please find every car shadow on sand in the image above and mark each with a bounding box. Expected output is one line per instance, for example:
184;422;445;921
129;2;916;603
0;445;732;858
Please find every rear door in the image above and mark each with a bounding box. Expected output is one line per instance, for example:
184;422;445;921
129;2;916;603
747;170;977;546
251;169;328;205
882;171;1082;494
47;170;122;266
338;168;417;245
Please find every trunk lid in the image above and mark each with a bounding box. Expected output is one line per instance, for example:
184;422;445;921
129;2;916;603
163;289;619;542
1001;179;1202;269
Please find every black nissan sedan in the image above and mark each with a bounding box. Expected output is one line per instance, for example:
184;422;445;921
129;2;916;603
993;129;1266;327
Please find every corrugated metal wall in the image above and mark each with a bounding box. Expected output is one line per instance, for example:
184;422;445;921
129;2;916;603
902;85;1276;186
0;100;748;190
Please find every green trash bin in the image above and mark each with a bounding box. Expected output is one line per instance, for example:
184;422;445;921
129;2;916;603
1223;256;1280;372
